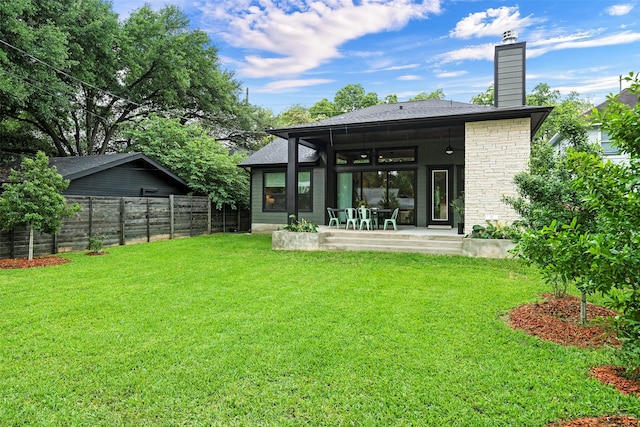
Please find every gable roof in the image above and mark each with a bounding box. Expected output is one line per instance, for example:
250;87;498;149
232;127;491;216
593;87;638;114
48;152;187;186
268;99;552;142
239;138;320;168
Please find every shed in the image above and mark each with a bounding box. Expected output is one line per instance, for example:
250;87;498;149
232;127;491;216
48;152;191;197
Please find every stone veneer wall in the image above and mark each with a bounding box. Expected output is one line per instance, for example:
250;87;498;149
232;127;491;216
464;118;530;235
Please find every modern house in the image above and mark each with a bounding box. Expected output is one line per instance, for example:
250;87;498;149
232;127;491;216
241;34;553;234
48;152;192;197
550;88;638;163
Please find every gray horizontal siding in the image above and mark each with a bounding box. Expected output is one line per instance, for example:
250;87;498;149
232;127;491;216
251;167;325;226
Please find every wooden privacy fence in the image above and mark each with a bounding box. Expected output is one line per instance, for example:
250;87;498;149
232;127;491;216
0;195;250;259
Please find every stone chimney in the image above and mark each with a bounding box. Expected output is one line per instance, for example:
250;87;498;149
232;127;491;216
494;30;526;107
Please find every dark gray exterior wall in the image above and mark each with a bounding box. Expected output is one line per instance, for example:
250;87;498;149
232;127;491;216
64;160;191;197
250;167;325;229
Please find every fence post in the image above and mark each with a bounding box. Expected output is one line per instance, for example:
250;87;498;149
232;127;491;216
120;197;126;245
190;195;193;237
146;197;151;243
88;196;93;237
207;198;211;234
169;195;175;240
223;204;226;233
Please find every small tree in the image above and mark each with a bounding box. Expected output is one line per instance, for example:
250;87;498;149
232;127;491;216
505;110;601;323
0;152;80;260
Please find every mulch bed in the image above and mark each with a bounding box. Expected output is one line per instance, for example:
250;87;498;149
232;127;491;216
0;256;71;269
507;293;639;427
508;293;620;348
547;416;640;426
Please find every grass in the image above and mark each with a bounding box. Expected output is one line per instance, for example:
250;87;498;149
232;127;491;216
0;234;638;426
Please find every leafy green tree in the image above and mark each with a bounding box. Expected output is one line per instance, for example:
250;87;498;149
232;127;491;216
125;115;249;209
512;72;640;369
0;151;80;260
384;94;398;103
277;105;314;127
506;91;598;321
309;98;336;119
0;1;242;156
564;72;640;368
220;103;276;151
334;84;379;113
409;89;445;101
470;84;494;105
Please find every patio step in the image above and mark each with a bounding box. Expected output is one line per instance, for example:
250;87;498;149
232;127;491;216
320;230;464;255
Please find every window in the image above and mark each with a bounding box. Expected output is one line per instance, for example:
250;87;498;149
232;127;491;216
377;148;416;164
264;172;286;211
298;171;312;211
263;171;313;212
600;131;620;155
335;151;371;165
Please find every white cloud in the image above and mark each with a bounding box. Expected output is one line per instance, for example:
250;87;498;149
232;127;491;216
255;78;335;93
398;75;422;81
437;29;640;65
436;70;468;78
198;0;442;78
435;43;494;64
607;4;634;16
383;64;421;71
450;6;544;40
528;31;640;57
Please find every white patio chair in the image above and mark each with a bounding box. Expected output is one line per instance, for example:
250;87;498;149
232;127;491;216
327;207;340;228
359;207;373;230
383;208;399;230
345;208;359;230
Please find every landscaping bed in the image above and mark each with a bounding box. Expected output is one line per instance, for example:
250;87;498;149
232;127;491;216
508;293;639;427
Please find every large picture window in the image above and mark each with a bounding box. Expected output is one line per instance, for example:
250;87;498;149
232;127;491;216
263;171;312;212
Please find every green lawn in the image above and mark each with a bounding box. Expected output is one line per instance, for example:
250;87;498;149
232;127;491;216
1;234;637;426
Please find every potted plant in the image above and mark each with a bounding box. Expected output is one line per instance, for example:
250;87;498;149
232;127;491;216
451;194;465;234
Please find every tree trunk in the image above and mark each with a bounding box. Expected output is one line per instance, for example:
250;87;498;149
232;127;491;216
580;291;588;325
28;222;34;261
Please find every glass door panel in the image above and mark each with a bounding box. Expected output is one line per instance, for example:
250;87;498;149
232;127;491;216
362;171;385;208
432;170;449;222
388;170;415;224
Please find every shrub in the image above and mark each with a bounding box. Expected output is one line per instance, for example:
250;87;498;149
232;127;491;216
88;235;107;253
470;221;521;240
283;215;318;233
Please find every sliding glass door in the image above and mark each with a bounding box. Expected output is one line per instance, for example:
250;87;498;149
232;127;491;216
336;170;415;225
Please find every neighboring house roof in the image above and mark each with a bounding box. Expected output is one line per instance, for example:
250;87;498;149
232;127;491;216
592;88;638;114
239;138;320;167
268;99;552;140
48;152;187;186
549;88;638;148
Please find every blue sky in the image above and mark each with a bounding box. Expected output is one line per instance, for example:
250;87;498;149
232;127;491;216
110;0;640;113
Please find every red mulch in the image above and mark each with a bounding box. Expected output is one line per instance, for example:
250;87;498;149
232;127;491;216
508;293;620;348
508;293;640;427
547;416;640;426
0;256;71;269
